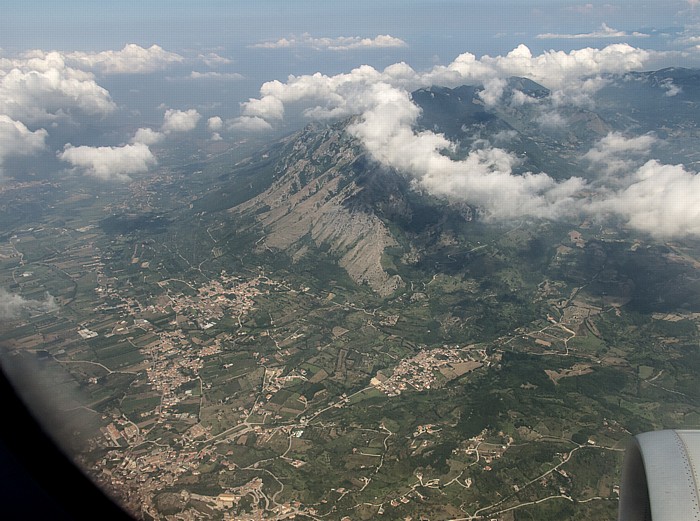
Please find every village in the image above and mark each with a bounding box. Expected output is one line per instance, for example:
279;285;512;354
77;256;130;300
371;345;496;396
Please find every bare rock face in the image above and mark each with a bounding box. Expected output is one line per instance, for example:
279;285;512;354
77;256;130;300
231;123;404;297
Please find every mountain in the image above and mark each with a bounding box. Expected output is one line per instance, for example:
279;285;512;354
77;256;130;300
214;79;613;297
228;121;405;296
597;67;700;131
412;85;504;141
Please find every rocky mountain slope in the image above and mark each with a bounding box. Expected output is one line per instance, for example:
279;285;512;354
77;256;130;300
229;122;405;296
223;79;606;297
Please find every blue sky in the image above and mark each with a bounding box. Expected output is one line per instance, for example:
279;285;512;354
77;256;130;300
3;1;699;56
1;2;700;238
4;1;696;114
2;1;700;123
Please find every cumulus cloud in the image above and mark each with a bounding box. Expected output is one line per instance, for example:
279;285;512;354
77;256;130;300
161;108;201;133
425;44;652;99
0;289;57;320
0;115;47;172
237;64;589;217
537;23;649;40
478;77;508;107
58;143;156;181
240;95;286;120
589;161;700;237
233;43;655;130
131;110;203;146
578;133;700;237
251;33;408;51
242;44;655;113
0;51;115;122
231;43;700;237
65;44;183;74
131;127;165;145
207;116;223;140
227;116;273;132
583;132;657;176
342;82;586;220
207;116;223;132
279;43;651;108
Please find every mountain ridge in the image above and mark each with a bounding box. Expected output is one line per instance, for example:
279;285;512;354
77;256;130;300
221;71;700;297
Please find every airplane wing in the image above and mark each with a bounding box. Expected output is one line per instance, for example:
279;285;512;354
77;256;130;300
619;429;700;521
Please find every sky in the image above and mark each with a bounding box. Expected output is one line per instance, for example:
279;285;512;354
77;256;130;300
4;1;700;66
3;1;700;238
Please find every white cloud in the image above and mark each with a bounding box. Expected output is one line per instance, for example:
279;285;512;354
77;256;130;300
0;51;115;123
478;77;508;106
537;23;649;40
240;95;286;120
327;34;408;51
0;289;57;320
661;79;682;97
233;43;700;237
589;161;700;238
58;142;156;181
342;82;586;220
207;116;224;140
236;43;656;129
133;111;204;145
510;89;540;106
238;65;590;217
132;111;205;146
65;44;183;74
207;116;223;132
253;38;293;49
198;52;232;67
251;33;408;51
0;115;47;172
189;71;244;80
131;127;165;145
161;108;201;133
583;132;657;176
227;116;273;132
673;34;700;46
426;44;652;96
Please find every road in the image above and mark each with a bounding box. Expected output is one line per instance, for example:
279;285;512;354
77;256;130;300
448;444;624;520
